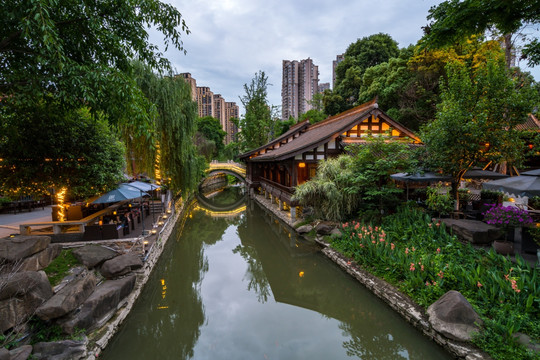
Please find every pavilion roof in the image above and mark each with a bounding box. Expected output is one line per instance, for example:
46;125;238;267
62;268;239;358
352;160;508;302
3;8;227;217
239;99;420;162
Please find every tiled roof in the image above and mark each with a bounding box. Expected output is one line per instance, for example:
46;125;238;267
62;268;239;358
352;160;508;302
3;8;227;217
241;99;420;162
516;114;540;131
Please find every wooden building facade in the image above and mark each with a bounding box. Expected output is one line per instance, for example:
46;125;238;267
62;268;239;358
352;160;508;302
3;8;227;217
238;99;421;219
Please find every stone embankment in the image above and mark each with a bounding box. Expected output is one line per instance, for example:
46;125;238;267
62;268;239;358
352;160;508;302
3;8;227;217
250;192;491;360
0;198;185;360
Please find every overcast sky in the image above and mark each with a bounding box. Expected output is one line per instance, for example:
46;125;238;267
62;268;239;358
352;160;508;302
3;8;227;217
150;0;539;115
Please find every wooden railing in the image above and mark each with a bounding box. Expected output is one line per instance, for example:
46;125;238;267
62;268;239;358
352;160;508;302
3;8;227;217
20;201;129;235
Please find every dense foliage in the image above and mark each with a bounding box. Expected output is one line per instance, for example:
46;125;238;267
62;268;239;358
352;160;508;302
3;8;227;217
421;55;536;202
422;0;540;67
0;103;125;199
331;205;539;360
195;116;226;160
293;137;415;221
0;0;189;119
128;62;205;194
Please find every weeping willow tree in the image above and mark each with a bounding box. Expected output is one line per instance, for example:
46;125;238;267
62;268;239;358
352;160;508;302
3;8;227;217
122;62;205;194
293;155;360;221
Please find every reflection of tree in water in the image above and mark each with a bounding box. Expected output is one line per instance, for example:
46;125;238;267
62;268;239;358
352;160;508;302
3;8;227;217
202;186;245;207
232;243;271;303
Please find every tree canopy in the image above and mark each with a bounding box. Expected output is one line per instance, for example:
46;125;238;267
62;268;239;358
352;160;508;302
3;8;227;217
421;55;537;199
235;71;274;151
422;0;540;67
0;0;189;117
195;116;226;160
0;104;125;199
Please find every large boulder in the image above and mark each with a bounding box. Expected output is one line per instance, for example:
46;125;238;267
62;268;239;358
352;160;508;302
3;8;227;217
0;348;9;360
296;225;313;234
440;219;501;244
9;345;32;360
427;290;483;342
36;269;97;321
71;245;117;268
100;252;143;279
315;222;335;236
0;236;51;263
32;337;87;360
19;244;62;272
0;271;53;333
59;275;136;334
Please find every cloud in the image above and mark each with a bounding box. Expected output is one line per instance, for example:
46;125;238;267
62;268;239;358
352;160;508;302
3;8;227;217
148;0;539;114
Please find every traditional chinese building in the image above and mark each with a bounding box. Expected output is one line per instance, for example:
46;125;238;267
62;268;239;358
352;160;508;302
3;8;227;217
238;99;421;220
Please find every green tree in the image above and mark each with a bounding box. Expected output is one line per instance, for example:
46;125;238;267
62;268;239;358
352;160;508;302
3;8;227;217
421;57;536;206
236;71;273;151
293;137;415;222
195;116;226;160
422;0;540;67
0;0;190;118
128;62;205;194
332;33;400;111
0;103;125;199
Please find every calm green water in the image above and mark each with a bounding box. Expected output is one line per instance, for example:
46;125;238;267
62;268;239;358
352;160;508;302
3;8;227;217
101;192;451;360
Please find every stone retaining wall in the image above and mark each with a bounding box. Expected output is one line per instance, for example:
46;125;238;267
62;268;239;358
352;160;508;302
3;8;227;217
85;195;189;359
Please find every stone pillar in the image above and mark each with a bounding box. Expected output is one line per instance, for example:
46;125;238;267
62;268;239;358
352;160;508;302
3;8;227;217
290;206;296;221
278;199;284;211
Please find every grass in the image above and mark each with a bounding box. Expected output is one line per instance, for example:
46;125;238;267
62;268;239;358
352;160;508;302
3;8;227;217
43;249;80;286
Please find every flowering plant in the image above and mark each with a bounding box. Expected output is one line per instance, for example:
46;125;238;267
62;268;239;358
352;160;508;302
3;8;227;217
483;205;532;229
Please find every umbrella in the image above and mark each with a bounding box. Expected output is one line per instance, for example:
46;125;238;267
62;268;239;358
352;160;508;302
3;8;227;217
92;187;149;204
121;181;160;192
521;169;540;176
462;168;509;180
390;172;452;183
482;176;540;197
390;172;452;200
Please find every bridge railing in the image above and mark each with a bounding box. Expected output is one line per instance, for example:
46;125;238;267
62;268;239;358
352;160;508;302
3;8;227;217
207;161;246;176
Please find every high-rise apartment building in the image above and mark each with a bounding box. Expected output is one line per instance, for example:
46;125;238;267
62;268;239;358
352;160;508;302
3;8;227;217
196;87;214;118
318;82;330;93
225;102;240;144
281;58;319;120
332;54;345;89
178;74;239;145
178;73;197;101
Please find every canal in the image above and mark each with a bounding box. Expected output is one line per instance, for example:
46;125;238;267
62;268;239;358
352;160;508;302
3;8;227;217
101;188;451;359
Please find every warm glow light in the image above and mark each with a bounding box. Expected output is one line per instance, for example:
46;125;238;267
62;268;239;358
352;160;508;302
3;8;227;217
143;240;149;245
151;229;157;234
161;279;165;286
162;215;167;219
113;211;117;215
299;271;305;277
157;306;169;309
508;198;515;202
298;162;306;168
56;187;67;222
529;144;534;149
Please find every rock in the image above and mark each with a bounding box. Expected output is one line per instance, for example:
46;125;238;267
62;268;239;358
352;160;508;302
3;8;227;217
296;225;313;234
9;345;32;360
315;222;335;235
0;271;53;333
36;269;97;321
329;228;342;238
100;252;143;279
513;332;540;354
0;236;51;263
32;337;87;360
71;245;117;268
440;219;502;244
427;290;483;342
53;266;87;293
292;220;304;228
19;244;62;272
59;275;136;334
0;347;9;360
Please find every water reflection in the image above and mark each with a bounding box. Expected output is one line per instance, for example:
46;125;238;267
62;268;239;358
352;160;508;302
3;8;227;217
102;190;450;360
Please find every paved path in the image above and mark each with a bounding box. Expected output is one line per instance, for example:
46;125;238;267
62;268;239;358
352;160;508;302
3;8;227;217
0;206;53;238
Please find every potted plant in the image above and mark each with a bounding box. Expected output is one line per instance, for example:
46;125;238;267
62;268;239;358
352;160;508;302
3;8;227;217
522;224;540;255
483;204;533;255
425;184;453;218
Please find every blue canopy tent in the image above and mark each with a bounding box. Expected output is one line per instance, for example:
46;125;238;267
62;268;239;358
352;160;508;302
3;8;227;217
92;187;149;204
